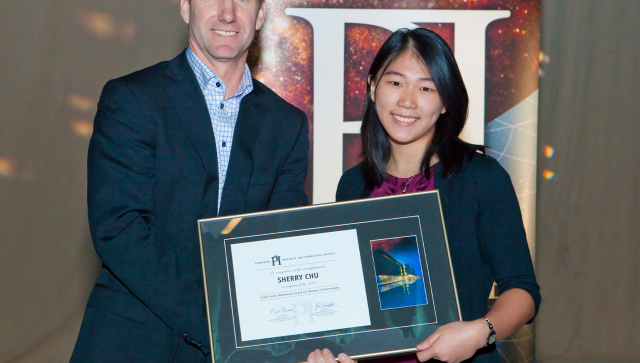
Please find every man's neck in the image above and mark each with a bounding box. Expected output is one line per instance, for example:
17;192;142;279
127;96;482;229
189;39;248;99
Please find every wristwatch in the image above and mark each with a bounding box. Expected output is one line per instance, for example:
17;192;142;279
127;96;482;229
482;317;496;346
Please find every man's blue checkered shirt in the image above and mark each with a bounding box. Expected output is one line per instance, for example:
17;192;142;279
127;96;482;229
186;47;254;214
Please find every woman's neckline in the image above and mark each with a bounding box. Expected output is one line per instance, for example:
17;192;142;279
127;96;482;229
386;163;438;180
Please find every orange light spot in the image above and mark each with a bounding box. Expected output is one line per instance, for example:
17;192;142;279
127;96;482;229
71;120;94;138
544;146;555;158
68;94;97;113
543;170;556;180
80;11;118;39
0;157;16;177
120;20;137;42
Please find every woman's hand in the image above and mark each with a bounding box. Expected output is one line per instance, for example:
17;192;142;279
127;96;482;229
307;348;356;363
416;320;487;363
416;288;535;362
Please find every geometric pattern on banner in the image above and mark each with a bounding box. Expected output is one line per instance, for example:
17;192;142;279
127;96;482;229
485;91;538;363
485;90;539;255
496;324;535;363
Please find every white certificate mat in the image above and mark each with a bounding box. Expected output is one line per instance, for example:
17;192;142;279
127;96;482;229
228;229;371;342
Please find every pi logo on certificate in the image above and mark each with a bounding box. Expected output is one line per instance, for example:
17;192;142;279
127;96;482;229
370;236;428;310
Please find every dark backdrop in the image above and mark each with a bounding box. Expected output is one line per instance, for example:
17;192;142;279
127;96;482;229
0;1;639;362
536;0;640;361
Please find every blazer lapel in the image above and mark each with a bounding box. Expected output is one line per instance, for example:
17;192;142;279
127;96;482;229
360;177;374;199
433;163;448;219
218;81;267;216
165;51;219;181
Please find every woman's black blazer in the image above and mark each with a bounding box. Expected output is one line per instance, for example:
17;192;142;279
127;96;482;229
337;153;541;362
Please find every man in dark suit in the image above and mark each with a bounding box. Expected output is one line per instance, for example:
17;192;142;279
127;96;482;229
70;0;309;362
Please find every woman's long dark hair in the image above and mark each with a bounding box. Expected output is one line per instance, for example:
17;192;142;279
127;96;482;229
361;28;484;186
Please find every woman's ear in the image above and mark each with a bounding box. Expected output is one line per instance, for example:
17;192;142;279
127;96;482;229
368;75;376;103
440;105;446;114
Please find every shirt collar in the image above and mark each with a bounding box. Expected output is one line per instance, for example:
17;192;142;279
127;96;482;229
186;47;253;98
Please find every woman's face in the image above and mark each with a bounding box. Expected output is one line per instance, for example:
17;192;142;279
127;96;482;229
370;52;446;147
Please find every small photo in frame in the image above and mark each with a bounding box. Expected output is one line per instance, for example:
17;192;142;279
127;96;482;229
370;236;428;310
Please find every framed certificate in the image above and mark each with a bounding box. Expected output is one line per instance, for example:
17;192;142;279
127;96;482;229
198;190;461;363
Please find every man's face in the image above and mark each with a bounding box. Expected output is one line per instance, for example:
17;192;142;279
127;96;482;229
181;0;266;63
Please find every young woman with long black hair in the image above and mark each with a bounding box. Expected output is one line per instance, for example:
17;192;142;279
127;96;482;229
307;28;540;363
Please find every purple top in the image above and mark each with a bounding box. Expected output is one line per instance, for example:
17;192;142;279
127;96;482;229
368;167;434;363
370;167;435;198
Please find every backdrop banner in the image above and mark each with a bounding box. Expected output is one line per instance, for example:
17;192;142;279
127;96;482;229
248;1;541;362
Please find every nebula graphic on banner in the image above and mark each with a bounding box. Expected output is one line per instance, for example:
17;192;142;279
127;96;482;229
250;0;541;122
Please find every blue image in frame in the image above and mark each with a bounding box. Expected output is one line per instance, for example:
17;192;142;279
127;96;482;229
370;236;428;310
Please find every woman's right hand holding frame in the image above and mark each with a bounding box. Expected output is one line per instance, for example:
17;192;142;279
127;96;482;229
307;349;356;363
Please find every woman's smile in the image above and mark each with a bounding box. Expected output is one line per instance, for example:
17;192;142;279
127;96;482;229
391;113;420;125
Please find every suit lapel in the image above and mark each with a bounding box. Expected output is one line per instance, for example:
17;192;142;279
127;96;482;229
219;82;267;216
165;51;219;180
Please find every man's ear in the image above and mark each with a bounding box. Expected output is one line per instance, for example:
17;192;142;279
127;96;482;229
256;0;267;31
368;75;376;103
180;0;190;25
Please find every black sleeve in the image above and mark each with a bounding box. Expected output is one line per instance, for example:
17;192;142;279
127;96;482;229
268;110;309;210
474;157;541;321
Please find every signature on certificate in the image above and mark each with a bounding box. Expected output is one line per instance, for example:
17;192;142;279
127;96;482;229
270;306;294;315
315;301;335;310
268;300;339;325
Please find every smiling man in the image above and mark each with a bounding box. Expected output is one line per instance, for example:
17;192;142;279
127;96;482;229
70;0;309;362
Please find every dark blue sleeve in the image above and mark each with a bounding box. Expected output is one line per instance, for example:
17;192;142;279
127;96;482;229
87;79;209;351
267;110;309;210
474;157;541;321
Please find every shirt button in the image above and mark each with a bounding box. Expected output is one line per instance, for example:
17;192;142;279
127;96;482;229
220;103;224;109
216;82;221;87
222;141;227;147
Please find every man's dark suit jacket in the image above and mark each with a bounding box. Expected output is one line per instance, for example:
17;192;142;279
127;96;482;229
337;154;540;363
71;50;309;362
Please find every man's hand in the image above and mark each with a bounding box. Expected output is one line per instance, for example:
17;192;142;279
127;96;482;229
307;348;356;363
416;320;487;363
